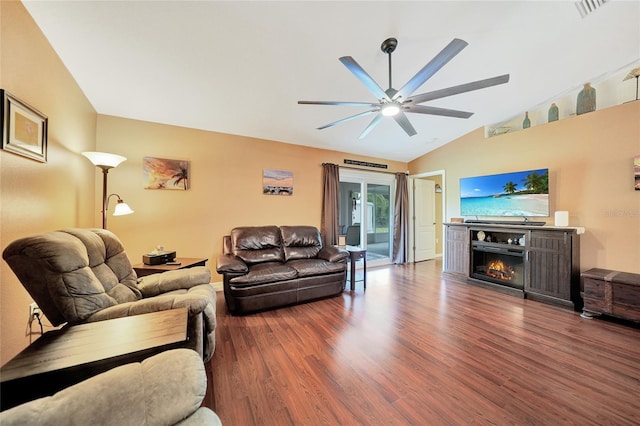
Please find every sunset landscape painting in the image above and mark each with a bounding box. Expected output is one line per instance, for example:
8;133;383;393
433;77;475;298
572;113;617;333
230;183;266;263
143;156;190;190
263;169;293;195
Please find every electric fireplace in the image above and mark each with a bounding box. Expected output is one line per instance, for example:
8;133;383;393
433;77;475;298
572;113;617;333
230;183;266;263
470;230;526;290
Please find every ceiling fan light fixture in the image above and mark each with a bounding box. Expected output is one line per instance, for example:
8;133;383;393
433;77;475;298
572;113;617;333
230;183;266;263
298;37;510;138
381;103;400;117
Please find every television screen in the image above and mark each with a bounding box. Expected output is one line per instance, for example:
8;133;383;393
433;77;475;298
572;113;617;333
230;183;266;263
460;168;549;217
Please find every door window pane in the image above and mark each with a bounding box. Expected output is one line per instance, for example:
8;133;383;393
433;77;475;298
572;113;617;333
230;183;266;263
366;183;391;260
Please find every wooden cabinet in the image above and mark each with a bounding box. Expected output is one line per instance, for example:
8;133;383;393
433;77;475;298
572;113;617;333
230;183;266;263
443;222;582;310
526;230;581;309
443;224;470;278
582;268;640;322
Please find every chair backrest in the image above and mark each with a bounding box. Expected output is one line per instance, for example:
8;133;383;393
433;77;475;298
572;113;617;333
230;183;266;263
345;224;361;246
3;228;140;326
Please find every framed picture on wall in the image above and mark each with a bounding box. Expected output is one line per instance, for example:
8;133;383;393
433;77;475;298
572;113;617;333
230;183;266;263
1;90;48;163
143;156;190;190
634;155;640;191
263;169;293;195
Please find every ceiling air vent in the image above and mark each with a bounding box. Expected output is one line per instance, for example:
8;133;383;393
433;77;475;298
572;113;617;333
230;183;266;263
575;0;610;18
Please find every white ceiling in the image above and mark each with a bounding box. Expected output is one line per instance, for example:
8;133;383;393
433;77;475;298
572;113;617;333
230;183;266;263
22;1;640;162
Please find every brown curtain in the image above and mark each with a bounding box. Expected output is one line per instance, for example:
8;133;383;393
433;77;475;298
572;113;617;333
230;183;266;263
321;163;340;246
392;172;409;264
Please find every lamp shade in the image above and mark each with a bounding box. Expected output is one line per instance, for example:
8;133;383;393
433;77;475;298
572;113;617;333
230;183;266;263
623;66;640;81
113;200;134;216
82;152;127;168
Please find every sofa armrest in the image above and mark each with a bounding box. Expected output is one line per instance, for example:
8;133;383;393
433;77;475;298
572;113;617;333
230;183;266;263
137;266;211;297
216;254;248;274
87;284;216;320
318;245;349;263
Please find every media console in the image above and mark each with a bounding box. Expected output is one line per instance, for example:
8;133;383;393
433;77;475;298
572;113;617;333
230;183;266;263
443;222;584;310
464;219;546;226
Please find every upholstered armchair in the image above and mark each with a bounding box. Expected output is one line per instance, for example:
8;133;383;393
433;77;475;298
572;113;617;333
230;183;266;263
3;228;216;362
0;349;222;425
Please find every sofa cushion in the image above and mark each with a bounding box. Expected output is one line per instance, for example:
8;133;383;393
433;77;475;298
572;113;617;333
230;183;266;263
287;258;346;278
229;262;297;286
280;226;322;261
231;226;284;265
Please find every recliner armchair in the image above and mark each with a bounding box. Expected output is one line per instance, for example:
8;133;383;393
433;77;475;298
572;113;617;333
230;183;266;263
0;349;222;425
2;228;217;362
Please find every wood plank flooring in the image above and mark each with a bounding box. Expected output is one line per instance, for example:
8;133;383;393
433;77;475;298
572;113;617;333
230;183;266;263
210;259;640;425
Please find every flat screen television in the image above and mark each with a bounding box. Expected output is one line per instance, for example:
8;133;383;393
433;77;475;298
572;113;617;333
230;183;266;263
460;168;549;217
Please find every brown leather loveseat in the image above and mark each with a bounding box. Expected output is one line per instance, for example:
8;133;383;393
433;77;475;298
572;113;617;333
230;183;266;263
216;225;349;314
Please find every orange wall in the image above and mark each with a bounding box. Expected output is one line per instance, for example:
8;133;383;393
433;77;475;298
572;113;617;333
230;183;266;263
409;101;640;273
95;114;407;274
0;1;97;363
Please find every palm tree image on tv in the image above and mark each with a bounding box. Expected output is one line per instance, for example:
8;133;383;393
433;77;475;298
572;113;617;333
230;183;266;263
460;169;549;217
503;181;518;194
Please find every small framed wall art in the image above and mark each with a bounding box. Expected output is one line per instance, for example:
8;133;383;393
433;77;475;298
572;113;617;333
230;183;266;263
143;156;190;190
1;90;48;162
263;169;293;195
634;155;640;191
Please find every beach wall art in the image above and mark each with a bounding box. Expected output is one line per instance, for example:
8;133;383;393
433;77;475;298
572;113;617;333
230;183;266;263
143;156;190;190
460;168;549;217
263;169;293;195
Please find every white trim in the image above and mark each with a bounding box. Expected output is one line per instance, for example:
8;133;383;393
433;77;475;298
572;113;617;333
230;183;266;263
408;170;446;264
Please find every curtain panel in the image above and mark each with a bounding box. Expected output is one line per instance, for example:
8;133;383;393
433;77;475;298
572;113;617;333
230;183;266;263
321;163;340;246
392;172;409;264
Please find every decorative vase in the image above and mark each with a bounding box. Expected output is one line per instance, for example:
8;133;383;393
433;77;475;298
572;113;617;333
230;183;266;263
548;103;559;122
577;83;596;115
522;112;531;129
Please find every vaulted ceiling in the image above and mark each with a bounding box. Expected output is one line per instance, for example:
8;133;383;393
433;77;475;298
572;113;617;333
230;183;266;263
22;1;640;162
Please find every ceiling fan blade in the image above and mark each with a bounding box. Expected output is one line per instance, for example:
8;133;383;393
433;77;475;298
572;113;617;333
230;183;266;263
394;38;468;101
317;110;378;130
406;74;510;105
405;105;474;119
339;56;389;101
298;100;379;107
393;112;417;137
358;114;383;139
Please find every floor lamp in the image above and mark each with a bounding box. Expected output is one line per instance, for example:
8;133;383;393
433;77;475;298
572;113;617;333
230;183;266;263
82;152;134;229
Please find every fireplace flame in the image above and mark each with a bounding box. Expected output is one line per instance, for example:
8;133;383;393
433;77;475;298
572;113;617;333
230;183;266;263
487;260;515;281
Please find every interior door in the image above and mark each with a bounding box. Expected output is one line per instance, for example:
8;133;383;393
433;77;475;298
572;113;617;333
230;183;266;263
414;179;436;262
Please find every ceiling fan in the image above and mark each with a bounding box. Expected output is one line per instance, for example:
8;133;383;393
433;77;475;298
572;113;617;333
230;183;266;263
298;37;510;139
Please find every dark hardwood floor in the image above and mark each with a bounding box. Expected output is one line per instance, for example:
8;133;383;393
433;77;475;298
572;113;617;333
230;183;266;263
210;259;640;425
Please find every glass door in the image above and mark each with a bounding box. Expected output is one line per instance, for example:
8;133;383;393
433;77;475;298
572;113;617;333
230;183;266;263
339;169;394;266
366;183;391;262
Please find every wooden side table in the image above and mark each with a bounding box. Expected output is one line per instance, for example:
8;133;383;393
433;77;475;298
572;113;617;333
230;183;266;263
0;308;188;410
346;247;367;291
132;257;208;277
